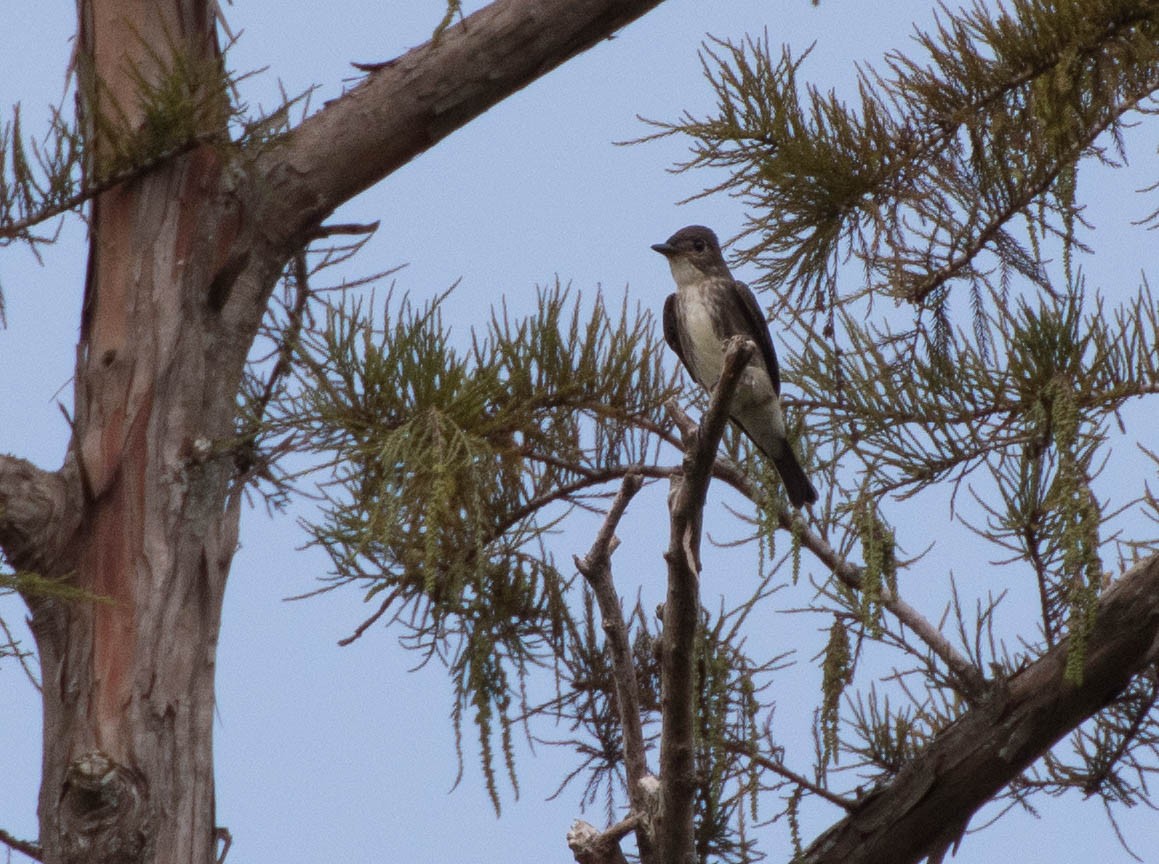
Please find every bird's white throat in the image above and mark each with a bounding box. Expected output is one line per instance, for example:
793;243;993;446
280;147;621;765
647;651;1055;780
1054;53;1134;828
666;256;705;291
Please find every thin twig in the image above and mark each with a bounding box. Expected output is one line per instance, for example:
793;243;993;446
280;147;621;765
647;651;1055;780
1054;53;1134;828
215;826;233;864
337;586;402;647
227;250;315;514
722;740;855;811
251;251;313;426
0;615;40;691
310;220;380;238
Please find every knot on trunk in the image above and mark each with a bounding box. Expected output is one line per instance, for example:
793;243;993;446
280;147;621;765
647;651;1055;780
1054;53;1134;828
59;750;149;864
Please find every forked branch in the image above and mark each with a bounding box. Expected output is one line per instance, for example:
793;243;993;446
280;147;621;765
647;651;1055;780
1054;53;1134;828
573;472;654;863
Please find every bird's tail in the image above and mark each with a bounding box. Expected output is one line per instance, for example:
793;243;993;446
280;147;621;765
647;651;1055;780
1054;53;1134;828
771;448;818;509
732;410;815;505
732;410;818;509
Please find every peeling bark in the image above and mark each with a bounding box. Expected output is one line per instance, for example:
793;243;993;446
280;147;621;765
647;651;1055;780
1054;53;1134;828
35;145;251;864
27;4;251;862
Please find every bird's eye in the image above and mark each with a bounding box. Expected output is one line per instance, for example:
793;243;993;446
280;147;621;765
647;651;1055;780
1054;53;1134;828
693;239;706;252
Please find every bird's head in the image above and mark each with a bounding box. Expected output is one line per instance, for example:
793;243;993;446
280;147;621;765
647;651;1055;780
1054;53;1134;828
651;225;730;281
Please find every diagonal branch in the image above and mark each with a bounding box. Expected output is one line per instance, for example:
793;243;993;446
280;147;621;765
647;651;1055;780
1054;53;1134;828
778;508;989;700
722;740;855;811
800;552;1159;864
573;473;654;863
663;399;987;699
254;0;671;255
0;828;42;861
658;336;753;864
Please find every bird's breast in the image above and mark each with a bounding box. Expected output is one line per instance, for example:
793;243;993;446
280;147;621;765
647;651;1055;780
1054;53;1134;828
680;291;727;387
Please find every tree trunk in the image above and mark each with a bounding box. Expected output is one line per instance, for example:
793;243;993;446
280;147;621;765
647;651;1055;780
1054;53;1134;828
30;147;252;864
26;3;249;862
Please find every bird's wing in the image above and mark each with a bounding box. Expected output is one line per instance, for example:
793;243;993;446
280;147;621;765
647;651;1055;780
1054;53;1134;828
663;293;690;370
731;280;781;395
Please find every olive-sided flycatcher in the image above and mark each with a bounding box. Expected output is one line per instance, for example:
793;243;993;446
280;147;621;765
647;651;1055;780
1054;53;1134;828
652;225;818;508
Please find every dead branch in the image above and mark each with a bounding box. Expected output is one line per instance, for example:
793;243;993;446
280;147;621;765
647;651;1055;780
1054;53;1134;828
658;336;753;864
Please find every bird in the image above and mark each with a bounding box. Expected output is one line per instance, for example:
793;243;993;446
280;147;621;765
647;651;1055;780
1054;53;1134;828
652;225;818;507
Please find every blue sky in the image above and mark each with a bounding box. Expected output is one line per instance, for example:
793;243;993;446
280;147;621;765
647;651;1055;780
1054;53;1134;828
2;1;1158;861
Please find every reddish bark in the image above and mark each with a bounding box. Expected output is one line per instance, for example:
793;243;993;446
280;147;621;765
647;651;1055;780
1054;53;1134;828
28;3;245;862
37;147;249;864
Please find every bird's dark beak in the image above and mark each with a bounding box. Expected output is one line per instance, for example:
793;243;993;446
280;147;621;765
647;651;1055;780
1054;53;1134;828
651;242;675;256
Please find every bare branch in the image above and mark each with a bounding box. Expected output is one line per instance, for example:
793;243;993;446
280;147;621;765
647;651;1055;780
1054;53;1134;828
574;473;653;861
254;0;671;254
567;816;638;864
780;508;990;700
0;614;41;691
0;454;79;577
0;827;43;861
309;221;380;240
722;740;855;811
250;251;312;426
214;826;232;864
336;587;402;647
659;336;753;864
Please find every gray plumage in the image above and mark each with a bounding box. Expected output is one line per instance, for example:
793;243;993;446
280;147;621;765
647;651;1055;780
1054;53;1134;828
652;225;818;507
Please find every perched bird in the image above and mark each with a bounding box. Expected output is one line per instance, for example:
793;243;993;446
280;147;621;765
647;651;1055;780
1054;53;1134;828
652;225;818;507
